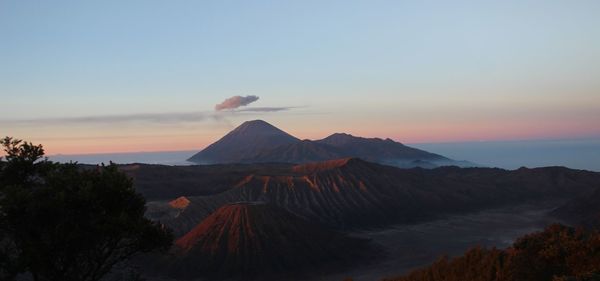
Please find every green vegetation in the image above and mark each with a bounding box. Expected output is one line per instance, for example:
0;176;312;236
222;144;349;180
384;224;600;281
0;137;172;281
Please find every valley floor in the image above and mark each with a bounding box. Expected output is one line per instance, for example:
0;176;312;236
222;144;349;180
311;199;566;281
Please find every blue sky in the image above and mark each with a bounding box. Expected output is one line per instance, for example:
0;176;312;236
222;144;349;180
1;0;599;153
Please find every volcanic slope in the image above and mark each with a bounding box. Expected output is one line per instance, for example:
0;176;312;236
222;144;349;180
153;159;600;237
187;120;299;164
167;202;373;280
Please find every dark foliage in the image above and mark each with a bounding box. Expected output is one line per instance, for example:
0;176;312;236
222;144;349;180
0;137;173;281
383;224;600;281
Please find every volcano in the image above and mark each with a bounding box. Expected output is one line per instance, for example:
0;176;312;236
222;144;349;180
142;159;600;237
187;120;300;164
315;133;449;166
187;119;470;167
168;202;373;279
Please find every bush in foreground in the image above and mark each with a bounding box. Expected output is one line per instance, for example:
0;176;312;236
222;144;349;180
383;224;600;281
0;137;172;281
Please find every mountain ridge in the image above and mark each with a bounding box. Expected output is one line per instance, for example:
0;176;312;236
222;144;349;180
140;160;600;238
187;120;471;168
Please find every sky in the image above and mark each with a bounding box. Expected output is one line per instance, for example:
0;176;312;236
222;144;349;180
1;0;599;154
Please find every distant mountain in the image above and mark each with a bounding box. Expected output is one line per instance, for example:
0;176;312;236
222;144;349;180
315;133;450;167
187;120;299;164
166;202;373;280
138;160;600;237
187;120;472;168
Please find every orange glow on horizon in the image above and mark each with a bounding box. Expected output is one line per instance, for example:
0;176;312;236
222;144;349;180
29;124;600;156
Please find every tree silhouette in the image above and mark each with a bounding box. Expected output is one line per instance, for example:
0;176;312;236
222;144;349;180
0;137;172;281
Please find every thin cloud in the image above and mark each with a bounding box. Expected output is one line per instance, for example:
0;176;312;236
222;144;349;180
236;107;295;112
215;95;259;111
0;107;300;126
1;112;221;126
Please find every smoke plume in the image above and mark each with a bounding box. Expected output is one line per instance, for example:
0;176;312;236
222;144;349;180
215;95;259;111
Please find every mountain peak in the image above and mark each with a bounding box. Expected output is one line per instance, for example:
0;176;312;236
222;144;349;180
319;132;384;146
330;132;355;138
235;119;273;129
325;132;359;141
174;202;273;253
187;120;299;164
242;119;269;125
230;120;292;136
171;202;373;278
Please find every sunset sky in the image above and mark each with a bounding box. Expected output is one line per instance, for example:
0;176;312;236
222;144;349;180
2;0;599;155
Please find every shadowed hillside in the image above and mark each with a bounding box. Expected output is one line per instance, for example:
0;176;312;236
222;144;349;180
165;202;374;280
119;162;292;201
551;187;600;228
137;159;600;237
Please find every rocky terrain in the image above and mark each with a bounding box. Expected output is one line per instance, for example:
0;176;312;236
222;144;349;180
163;202;374;280
123;121;600;280
134;158;600;238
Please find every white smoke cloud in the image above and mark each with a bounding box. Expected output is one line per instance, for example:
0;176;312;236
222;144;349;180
215;95;259;111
